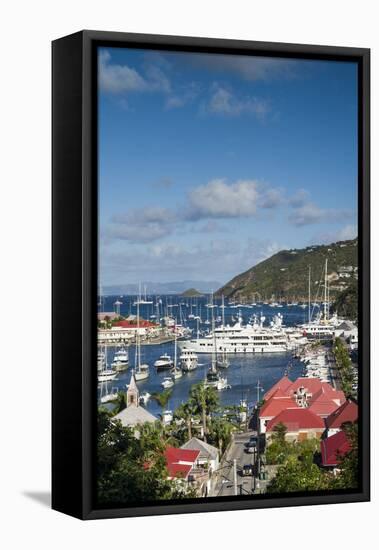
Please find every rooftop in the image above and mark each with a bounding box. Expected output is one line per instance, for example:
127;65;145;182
325;399;358;429
266;407;325;432
321;430;351;467
181;437;219;460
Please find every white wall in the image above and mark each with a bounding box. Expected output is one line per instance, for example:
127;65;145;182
1;1;377;549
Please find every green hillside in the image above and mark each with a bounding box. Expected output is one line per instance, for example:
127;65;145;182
217;238;358;302
181;288;204;297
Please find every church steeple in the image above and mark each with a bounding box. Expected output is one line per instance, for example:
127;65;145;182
127;370;139;407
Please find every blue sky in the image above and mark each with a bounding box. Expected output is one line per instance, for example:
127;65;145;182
98;47;358;287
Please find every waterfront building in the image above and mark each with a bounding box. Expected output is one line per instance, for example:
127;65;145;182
113;372;157;434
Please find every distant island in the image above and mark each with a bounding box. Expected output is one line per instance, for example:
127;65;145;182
181;288;204;297
216;238;358;313
102;280;221;296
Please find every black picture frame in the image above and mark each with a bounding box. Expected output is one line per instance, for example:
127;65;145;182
52;30;370;520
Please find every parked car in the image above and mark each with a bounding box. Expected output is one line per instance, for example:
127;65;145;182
245;440;257;453
241;464;253;477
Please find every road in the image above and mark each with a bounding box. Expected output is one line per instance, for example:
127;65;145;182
211;432;260;497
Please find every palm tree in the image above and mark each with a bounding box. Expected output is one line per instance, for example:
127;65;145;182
150;389;173;418
174;402;196;440
189;383;219;442
112;391;127;415
208;417;234;454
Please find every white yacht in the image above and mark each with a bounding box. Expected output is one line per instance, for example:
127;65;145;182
98;368;117;382
154;354;174;370
180;314;289;354
111;347;129;371
179;347;198;372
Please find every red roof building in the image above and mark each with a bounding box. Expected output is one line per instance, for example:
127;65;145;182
264;376;293;401
308;385;346;418
114;319;158;329
325;399;358;434
266;408;325;442
164;446;200;480
259;395;299;433
321;430;351;467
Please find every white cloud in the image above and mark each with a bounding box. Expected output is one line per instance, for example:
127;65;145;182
107;206;177;243
99;50;171;95
288;202;354;226
311;224;358;245
186;179;260;219
187;54;297;82
289;188;310;208
206;86;269;118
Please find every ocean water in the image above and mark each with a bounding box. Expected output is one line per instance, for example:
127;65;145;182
98;295;314;416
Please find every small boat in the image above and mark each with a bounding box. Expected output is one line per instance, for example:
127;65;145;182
162;409;173;424
161;377;174;389
112;347;129;371
154;354;174;370
98;368;117;382
139;391;151;405
172;367;183;380
180;348;198;372
100;388;118;403
217;357;230;369
135;364;149;381
204;368;229;391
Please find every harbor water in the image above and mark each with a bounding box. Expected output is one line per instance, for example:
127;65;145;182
98;295;313;416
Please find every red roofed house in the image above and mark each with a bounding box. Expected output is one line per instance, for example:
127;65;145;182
308;385;346;419
266;408;325;443
320;430;351;468
264;376;293;401
324;399;358;437
164;446;200;482
259;391;299;434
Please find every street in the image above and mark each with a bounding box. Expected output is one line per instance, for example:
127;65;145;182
211;432;260;497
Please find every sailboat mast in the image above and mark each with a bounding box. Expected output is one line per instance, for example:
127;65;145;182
324;258;328;320
308;265;311;323
211;293;217;372
137;300;140;368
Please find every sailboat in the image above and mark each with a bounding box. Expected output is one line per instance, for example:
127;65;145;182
98;346;117;382
217;295;230;369
134;300;150;381
204;296;229;390
171;331;183;379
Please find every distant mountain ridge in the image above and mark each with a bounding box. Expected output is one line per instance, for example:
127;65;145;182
102;280;221;296
216;238;358;301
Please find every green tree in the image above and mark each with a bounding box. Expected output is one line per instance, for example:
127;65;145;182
189;383;219;441
97;410;192;505
267;455;330;493
330;422;359;489
150;389;173;418
207;417;234;454
174;401;196;440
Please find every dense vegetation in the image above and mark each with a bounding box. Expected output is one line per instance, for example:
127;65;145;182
265;421;359;493
333;337;357;399
97;383;238;505
330;282;358;321
97;410;193;506
217;238;358;302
